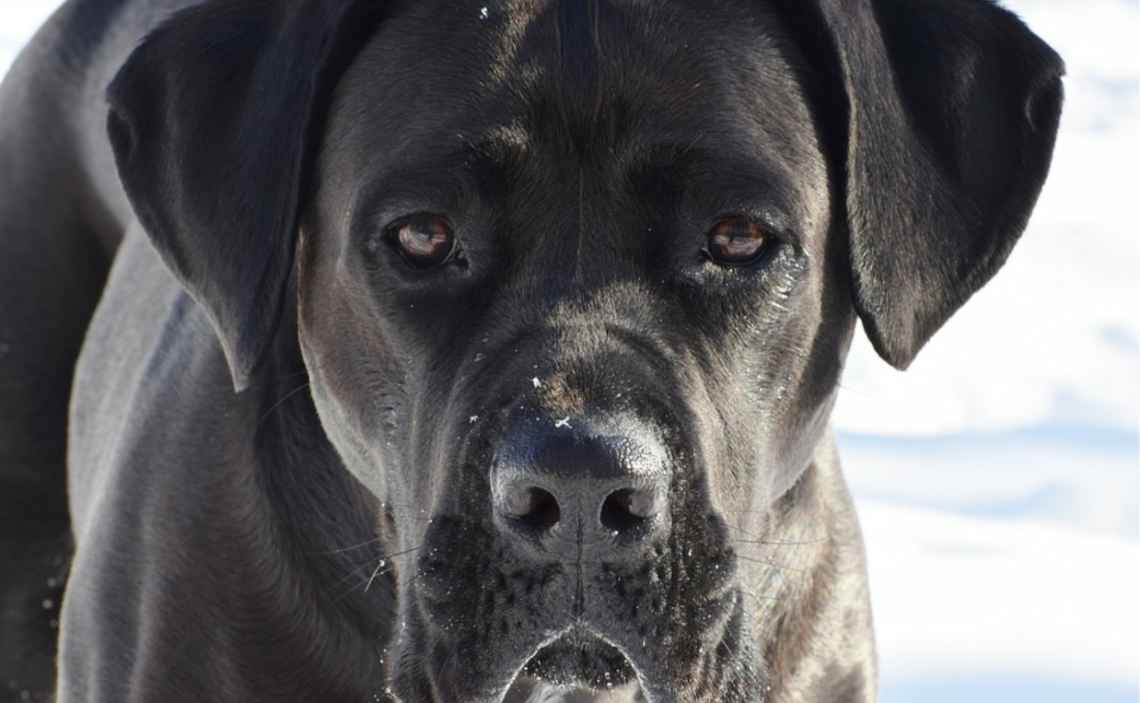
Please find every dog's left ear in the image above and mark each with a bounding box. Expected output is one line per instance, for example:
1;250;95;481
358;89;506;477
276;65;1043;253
107;0;384;391
801;0;1064;368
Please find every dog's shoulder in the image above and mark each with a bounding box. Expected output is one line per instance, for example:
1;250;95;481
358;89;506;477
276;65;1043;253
68;228;238;523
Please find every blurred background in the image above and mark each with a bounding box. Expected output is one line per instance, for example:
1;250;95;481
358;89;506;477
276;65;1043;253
2;1;1136;701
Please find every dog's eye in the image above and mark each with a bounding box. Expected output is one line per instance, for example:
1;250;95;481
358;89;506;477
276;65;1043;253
704;216;769;266
387;214;456;269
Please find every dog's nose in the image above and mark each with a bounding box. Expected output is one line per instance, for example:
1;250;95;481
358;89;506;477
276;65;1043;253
491;419;670;557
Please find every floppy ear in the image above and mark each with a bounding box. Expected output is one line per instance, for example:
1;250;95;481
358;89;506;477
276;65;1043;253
803;0;1064;368
107;0;384;391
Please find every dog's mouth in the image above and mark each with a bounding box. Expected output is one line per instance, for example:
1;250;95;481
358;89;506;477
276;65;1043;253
502;629;643;702
397;506;749;702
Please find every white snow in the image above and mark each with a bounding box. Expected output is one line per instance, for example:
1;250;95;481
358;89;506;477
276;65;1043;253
0;4;57;75
844;433;1139;698
2;1;1136;701
863;500;1136;683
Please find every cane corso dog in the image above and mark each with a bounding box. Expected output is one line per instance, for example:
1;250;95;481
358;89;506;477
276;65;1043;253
0;0;1062;700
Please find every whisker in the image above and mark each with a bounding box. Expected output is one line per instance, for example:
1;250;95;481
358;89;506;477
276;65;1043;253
258;381;311;425
717;508;776;518
320;536;387;555
380;502;437;518
365;544;424;592
728;536;827;547
722;521;827;546
327;558;385;602
733;553;809;574
726;527;823;544
325;544;424;603
736;588;780;605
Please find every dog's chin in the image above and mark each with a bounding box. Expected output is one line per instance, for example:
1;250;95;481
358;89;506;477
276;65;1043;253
503;632;645;703
392;618;654;703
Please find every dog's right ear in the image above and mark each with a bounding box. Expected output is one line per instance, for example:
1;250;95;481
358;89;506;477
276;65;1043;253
107;0;384;392
782;0;1064;370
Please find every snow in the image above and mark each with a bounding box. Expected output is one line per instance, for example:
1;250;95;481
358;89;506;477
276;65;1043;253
864;501;1136;680
0;4;56;75
2;2;1136;701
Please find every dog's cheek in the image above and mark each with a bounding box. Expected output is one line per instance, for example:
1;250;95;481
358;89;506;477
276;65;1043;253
750;252;856;503
712;268;840;511
298;274;412;501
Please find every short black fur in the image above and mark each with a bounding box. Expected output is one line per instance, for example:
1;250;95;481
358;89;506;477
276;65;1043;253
0;1;1062;701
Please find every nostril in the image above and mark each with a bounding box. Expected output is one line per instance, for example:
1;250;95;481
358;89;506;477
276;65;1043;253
600;488;655;534
503;486;561;532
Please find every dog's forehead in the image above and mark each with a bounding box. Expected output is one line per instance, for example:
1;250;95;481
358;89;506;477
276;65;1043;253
322;0;823;224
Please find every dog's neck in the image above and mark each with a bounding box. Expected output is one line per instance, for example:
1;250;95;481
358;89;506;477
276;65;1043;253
757;436;877;703
217;319;396;698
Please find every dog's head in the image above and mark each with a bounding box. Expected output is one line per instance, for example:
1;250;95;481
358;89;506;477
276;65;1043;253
107;1;1062;700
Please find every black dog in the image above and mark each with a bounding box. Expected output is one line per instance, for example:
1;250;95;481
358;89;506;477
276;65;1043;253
0;0;1062;701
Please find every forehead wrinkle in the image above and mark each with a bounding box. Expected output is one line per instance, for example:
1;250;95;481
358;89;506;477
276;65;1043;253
504;0;805;155
328;0;825;234
475;122;533;163
485;0;549;87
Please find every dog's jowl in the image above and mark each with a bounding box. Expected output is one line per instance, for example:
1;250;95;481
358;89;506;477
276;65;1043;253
0;0;1062;701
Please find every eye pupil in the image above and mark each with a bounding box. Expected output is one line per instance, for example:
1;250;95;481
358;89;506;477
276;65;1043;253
391;214;455;268
706;216;768;265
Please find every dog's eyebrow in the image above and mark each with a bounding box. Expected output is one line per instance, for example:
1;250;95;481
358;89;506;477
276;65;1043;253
471;123;532;161
347;134;521;229
624;143;802;227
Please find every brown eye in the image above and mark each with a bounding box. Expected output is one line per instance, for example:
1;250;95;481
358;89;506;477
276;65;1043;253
705;216;769;266
389;214;456;269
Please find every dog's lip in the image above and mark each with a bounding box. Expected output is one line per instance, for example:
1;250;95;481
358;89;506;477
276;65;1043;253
407;511;744;702
501;626;648;703
402;580;747;703
504;678;646;703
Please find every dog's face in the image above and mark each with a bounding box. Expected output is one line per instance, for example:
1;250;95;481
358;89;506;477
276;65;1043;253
107;0;1063;700
297;3;845;698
